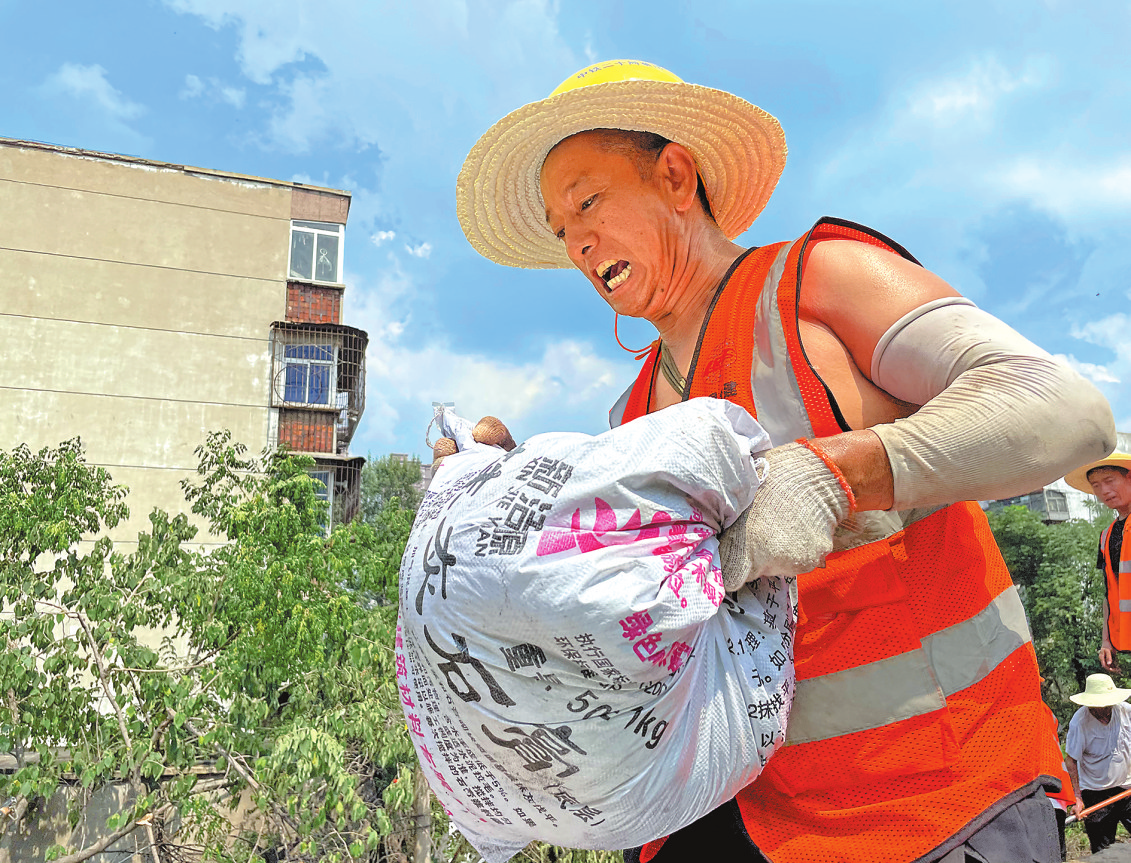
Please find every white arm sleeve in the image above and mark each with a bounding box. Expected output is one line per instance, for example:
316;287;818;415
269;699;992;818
868;299;1116;510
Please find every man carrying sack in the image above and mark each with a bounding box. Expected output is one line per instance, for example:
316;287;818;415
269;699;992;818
1066;453;1131;674
1066;674;1131;854
449;59;1117;862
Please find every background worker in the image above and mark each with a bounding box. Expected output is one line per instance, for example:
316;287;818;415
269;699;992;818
1066;453;1131;674
449;60;1116;862
1065;674;1131;854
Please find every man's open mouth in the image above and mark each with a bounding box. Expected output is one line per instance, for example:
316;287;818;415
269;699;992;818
597;259;631;291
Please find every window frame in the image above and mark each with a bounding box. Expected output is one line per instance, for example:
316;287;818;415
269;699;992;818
1045;489;1069;514
309;468;334;533
289;220;345;286
281;342;338;407
272;328;344;410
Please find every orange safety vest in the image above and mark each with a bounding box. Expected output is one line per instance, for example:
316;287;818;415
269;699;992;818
618;218;1064;863
1100;517;1131;651
1041;703;1075;808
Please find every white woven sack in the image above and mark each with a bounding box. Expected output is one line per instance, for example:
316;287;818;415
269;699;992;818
395;398;796;861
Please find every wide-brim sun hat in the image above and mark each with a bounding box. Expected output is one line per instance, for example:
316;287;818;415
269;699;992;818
1070;673;1131;707
457;59;787;269
1064;452;1131;493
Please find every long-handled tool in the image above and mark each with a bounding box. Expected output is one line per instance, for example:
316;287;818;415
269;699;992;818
1065;787;1131;825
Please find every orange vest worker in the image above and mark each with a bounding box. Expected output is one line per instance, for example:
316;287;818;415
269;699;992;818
1100;517;1131;651
617;219;1064;863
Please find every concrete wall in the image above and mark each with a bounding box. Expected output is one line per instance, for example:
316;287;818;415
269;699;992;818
0;770;242;863
0;142;343;544
0;781;146;863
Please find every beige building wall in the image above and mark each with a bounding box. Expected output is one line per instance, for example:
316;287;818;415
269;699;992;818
0;140;350;546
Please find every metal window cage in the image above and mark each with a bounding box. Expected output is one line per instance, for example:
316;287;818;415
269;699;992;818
270;321;368;452
313;455;365;527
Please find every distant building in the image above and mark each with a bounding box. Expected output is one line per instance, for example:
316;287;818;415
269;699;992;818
390;452;433;501
0;138;367;541
984;431;1131;523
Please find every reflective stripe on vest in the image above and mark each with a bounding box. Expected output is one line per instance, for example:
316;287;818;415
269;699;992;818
786;586;1029;745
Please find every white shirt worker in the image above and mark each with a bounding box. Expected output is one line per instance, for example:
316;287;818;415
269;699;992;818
1066;700;1131;791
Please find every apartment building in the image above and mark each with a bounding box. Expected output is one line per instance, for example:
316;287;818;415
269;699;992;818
0;138;367;542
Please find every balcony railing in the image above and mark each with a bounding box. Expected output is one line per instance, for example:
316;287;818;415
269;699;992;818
269;321;368;453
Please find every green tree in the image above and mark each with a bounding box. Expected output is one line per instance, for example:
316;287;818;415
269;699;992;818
359;454;424;523
987;505;1108;725
1;437;667;863
0;435;415;862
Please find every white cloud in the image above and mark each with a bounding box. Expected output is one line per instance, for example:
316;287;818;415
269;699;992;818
1061;315;1131;417
352;253;416;309
358;332;627;450
343;258;633;453
582;34;597;65
908;57;1048;123
160;0;581;270
181;73;204;98
371;230;397;246
808;48;1131;302
405;241;432;258
1054;353;1120;385
814;54;1055;207
43;63;144;121
219;86;246;108
1072;314;1131;354
995;157;1131;221
179;72;246;108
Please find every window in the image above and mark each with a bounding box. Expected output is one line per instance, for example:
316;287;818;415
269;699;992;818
310;468;334;532
310;469;333;504
283;344;335;405
1046;490;1069;514
290;220;344;284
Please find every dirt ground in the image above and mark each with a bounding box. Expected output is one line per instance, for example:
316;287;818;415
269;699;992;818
1069;826;1131;861
1079;842;1131;861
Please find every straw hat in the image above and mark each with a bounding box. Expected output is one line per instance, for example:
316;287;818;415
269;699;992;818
1064;452;1131;493
1070;673;1131;707
456;59;787;269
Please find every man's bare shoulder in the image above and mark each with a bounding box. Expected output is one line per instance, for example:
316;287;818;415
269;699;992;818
799;238;962;376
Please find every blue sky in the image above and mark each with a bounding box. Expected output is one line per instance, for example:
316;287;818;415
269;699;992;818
4;0;1130;461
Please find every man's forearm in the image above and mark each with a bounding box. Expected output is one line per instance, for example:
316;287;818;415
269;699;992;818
1104;595;1112;649
813;429;893;512
1067;757;1082;803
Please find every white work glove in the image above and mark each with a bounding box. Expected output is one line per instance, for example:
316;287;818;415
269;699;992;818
718;441;852;591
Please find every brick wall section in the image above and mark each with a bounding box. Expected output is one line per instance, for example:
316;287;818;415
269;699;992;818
291;187;350;223
278;409;335;453
286;282;342;324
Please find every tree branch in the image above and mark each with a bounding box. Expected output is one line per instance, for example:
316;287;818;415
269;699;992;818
179;715;301;837
110;656;218;675
52;819;141;863
141;815;163;863
74;612;134;757
73;610;150;811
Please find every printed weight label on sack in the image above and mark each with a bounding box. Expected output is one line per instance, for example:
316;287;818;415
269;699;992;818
397;400;794;860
